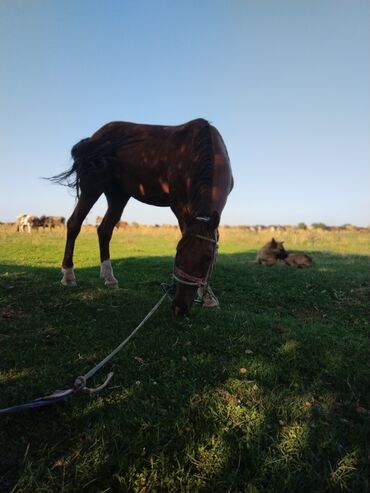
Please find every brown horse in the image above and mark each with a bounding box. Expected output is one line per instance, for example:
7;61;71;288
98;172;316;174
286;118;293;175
51;118;233;316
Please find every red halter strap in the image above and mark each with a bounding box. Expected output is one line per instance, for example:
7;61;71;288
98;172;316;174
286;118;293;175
173;229;218;287
173;265;207;286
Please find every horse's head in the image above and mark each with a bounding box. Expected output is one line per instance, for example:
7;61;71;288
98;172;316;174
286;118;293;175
172;212;219;317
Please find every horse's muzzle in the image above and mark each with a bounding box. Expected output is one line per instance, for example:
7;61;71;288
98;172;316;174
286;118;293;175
172;284;197;317
172;302;188;318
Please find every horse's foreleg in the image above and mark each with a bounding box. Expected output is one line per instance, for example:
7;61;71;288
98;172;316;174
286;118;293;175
61;190;101;286
97;194;128;288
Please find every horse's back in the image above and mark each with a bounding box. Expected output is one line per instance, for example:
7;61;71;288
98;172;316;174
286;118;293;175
71;119;232;214
90;119;208;140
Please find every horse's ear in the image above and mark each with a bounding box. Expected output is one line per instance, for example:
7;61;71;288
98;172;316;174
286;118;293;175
271;238;277;246
210;211;220;229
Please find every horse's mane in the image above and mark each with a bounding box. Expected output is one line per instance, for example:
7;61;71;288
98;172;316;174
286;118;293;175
189;119;214;217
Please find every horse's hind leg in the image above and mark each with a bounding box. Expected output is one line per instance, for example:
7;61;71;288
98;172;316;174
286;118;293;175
61;190;102;286
98;191;128;288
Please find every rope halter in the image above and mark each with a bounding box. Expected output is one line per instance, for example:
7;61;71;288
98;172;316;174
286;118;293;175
173;216;219;288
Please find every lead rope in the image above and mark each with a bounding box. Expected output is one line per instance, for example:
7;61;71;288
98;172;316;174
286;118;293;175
0;291;169;415
1;226;219;415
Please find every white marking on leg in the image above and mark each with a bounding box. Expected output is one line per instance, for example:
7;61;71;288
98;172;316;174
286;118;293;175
61;267;77;287
100;259;119;288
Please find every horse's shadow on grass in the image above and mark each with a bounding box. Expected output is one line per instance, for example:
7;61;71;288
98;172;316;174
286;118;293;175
0;251;369;491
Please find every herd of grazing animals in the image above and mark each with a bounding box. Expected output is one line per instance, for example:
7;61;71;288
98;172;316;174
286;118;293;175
15;213;65;232
15;214;313;267
13;214;355;268
15;214;129;232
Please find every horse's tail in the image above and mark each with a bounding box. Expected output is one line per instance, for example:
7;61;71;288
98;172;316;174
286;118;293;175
46;138;89;196
48;132;126;197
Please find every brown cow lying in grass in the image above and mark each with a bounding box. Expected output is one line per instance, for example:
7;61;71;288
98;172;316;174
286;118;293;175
256;238;314;267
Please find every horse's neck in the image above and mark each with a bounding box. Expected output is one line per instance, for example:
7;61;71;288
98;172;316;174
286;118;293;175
209;127;233;215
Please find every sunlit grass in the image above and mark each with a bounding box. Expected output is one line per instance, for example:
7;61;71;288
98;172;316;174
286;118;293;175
0;225;369;492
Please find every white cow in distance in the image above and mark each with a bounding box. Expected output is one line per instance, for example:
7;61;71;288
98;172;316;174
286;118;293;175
16;213;41;233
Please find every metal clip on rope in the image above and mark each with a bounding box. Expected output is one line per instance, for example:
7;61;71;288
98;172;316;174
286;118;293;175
73;372;114;396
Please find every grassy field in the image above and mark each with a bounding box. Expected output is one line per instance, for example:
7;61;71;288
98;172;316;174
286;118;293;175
0;226;369;492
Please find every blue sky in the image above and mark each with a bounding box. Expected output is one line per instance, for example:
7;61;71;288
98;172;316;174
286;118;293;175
0;0;369;226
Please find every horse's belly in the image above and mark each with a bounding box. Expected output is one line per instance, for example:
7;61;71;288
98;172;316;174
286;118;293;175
134;193;170;207
131;180;170;206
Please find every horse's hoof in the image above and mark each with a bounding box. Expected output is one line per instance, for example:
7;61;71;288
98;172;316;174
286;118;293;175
61;278;77;287
105;280;119;289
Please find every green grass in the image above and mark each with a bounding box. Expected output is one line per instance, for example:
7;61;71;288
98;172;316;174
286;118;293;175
0;226;369;492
